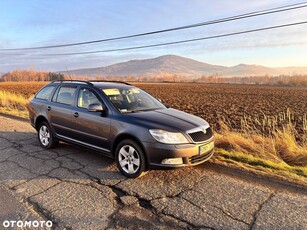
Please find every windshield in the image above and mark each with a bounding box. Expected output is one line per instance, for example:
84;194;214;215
102;87;166;113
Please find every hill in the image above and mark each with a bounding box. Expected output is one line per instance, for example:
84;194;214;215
64;55;307;77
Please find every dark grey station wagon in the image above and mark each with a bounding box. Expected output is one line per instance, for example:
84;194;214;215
28;80;214;177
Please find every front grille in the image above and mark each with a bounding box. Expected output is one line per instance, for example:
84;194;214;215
188;127;213;143
188;151;213;165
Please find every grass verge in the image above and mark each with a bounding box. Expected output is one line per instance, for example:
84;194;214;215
214;114;307;184
0;90;30;118
212;148;306;185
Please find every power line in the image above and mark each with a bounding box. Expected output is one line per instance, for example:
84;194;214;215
1;1;307;51
42;20;307;56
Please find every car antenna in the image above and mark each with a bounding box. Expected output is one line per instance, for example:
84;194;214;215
65;66;73;80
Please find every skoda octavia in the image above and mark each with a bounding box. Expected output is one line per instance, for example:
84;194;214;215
28;80;214;177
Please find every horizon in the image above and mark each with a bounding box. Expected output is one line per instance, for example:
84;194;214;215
2;54;307;74
1;1;307;72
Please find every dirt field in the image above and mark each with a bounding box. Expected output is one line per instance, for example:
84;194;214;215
0;82;306;134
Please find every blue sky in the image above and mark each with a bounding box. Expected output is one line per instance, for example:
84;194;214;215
1;0;307;72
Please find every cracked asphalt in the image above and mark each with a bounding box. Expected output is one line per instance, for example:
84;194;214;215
0;114;306;230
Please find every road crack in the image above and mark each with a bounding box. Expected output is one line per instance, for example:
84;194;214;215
25;196;59;229
249;192;275;230
160;211;216;230
211;204;249;225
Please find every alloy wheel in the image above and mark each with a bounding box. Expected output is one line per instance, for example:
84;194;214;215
39;125;50;146
118;145;140;174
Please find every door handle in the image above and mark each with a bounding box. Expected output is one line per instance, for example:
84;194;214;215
74;112;79;118
47;106;51;111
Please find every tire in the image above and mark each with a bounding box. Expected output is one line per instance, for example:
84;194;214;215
115;139;147;178
37;121;58;149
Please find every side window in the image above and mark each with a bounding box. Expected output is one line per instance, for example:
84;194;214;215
78;88;101;109
53;86;77;105
35;86;56;100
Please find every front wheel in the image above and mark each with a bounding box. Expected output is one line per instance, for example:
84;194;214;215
38;122;58;149
115;139;147;178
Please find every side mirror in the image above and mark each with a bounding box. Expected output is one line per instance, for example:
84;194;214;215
88;103;104;112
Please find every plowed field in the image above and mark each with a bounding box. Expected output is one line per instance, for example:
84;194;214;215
0;82;306;135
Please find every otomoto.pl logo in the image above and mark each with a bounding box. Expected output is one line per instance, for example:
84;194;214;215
2;220;53;228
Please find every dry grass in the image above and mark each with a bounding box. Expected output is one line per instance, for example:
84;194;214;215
215;111;307;170
0;90;30;117
274;126;307;166
214;149;307;184
214;113;307;183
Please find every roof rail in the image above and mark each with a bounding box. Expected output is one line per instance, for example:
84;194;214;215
50;80;131;86
88;80;131;85
51;80;93;85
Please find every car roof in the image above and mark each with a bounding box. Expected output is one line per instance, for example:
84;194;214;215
50;80;133;89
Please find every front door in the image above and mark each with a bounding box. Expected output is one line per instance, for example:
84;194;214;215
72;87;111;153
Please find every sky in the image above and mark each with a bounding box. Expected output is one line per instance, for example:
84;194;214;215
1;0;307;72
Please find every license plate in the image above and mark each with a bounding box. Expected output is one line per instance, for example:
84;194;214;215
199;142;214;155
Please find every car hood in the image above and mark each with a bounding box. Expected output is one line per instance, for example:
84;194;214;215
126;108;209;132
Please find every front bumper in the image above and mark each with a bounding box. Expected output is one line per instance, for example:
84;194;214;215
143;138;214;168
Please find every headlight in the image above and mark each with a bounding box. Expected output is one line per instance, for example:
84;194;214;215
149;129;188;144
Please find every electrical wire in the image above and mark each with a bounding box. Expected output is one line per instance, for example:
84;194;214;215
1;1;307;50
42;20;307;56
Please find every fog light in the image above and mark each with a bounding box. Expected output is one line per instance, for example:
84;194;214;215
161;158;183;165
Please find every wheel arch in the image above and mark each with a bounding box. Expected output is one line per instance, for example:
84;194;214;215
35;115;49;131
112;133;149;168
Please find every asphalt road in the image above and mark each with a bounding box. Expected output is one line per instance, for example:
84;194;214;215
0;114;306;229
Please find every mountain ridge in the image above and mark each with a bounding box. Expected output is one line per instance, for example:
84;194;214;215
63;55;307;77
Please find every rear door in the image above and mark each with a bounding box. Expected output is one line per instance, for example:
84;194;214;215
48;85;77;137
71;87;111;153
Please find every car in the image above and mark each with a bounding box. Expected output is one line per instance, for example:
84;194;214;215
27;80;214;177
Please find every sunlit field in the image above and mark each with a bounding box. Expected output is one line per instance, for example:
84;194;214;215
0;81;306;182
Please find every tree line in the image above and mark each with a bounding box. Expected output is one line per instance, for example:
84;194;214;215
1;69;306;86
0;69;65;82
194;74;307;86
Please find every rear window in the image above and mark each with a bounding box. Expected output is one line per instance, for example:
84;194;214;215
35;86;56;100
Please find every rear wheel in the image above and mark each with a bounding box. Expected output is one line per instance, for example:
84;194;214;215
38;122;58;149
115;139;147;178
